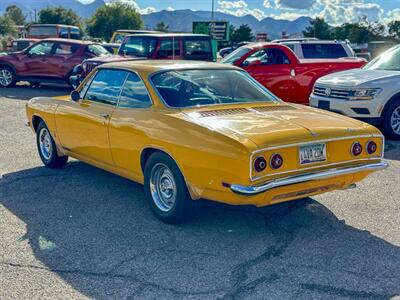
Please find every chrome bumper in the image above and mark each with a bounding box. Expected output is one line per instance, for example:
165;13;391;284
230;161;388;195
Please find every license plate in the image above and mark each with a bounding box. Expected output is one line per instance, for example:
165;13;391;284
299;143;326;165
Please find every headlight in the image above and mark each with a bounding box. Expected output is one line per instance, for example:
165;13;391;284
349;88;381;100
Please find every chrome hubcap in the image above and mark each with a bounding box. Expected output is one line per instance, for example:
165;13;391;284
39;128;52;160
150;163;177;212
0;69;12;86
391;106;400;135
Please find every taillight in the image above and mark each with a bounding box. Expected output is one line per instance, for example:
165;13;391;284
351;142;362;156
254;156;267;172
270;153;283;169
366;141;377;154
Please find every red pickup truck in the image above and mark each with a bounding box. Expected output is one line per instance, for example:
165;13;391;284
221;43;366;104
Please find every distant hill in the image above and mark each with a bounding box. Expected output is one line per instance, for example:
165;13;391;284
142;10;311;39
0;1;310;38
0;0;105;19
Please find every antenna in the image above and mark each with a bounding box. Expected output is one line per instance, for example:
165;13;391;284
172;35;175;60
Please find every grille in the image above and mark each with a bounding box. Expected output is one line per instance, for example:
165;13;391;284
251;105;296;112
199;108;250;117
313;86;351;100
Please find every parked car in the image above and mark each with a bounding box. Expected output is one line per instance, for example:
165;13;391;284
110;29;161;44
221;43;366;104
26;60;387;223
70;33;215;87
27;24;81;40
310;45;400;140
0;39;110;88
219;41;250;57
275;39;356;59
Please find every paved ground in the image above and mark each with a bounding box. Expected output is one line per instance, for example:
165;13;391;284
1;85;400;300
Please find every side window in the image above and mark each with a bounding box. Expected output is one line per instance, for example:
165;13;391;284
59;27;69;38
54;43;79;55
184;39;211;57
243;48;290;65
28;42;54;56
118;73;151;108
301;44;348;59
158;39;180;57
84;69;128;105
70;28;81;40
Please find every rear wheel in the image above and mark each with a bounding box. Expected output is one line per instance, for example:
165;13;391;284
144;152;194;224
36;121;68;168
0;65;16;87
382;99;400;140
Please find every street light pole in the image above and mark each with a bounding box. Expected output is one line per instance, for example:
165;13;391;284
211;0;214;21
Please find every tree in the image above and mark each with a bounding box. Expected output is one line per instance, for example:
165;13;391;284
231;24;253;43
87;2;142;41
389;20;400;41
0;15;17;36
154;21;169;32
303;17;332;40
5;5;25;26
38;7;81;28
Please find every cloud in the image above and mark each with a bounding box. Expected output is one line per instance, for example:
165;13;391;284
106;0;156;14
218;1;248;9
272;12;305;20
263;0;272;8
275;0;316;10
166;6;175;11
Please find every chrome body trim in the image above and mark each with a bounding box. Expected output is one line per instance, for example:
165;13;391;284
232;161;388;195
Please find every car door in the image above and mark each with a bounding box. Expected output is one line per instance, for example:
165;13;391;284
55;69;128;165
48;42;81;79
108;72;153;180
21;41;55;77
240;47;295;101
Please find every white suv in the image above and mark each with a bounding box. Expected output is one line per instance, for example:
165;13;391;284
275;39;355;59
310;45;400;140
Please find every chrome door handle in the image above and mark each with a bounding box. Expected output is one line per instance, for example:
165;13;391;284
99;113;110;118
290;69;296;77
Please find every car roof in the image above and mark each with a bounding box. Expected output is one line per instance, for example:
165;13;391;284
100;60;241;74
124;33;210;38
39;38;92;45
29;24;79;28
279;40;348;44
115;29;161;33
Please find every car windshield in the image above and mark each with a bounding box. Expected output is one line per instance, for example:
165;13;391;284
119;36;157;57
151;69;278;108
87;44;110;57
364;46;400;71
221;47;251;64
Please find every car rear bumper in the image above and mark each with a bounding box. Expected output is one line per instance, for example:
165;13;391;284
230;161;388;195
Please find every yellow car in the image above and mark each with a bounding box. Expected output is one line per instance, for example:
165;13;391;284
26;61;388;223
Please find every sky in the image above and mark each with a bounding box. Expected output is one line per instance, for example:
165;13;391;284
80;0;400;25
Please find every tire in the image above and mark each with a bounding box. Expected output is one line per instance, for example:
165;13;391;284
144;152;194;224
382;99;400;140
36;121;68;168
0;65;16;87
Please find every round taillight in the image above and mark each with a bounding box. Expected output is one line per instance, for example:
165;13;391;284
351;142;363;156
270;153;283;169
254;156;267;172
366;141;377;154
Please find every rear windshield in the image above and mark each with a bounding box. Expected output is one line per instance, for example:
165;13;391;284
184;39;212;59
301;44;348;59
151;69;277;108
86;44;110;57
28;26;57;37
119;36;157;57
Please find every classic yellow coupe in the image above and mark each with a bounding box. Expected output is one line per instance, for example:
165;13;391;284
26;61;388;223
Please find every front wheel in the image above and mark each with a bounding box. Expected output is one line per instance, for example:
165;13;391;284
144;152;194;224
382;99;400;140
0;65;16;87
36;121;68;168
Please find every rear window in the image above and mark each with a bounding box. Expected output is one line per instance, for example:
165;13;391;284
184;39;212;59
119;36;157;57
28;26;57;37
301;44;348;59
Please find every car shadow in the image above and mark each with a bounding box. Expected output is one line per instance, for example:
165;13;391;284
1;83;70;101
1;162;399;299
384;140;400;160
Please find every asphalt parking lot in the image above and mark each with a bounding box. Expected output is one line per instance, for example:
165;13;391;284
1;84;400;300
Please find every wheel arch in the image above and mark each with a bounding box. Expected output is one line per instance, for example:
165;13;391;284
32;114;45;132
0;62;17;75
382;92;400;118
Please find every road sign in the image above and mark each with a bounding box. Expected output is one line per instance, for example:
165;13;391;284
193;21;230;41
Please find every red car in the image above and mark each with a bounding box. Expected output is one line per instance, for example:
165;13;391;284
0;38;110;88
221;43;366;104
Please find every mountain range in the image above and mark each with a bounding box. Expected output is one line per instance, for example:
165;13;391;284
0;0;311;38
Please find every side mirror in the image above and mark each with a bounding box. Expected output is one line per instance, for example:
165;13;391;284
70;90;81;102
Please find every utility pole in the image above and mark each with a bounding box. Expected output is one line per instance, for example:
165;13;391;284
211;0;214;21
